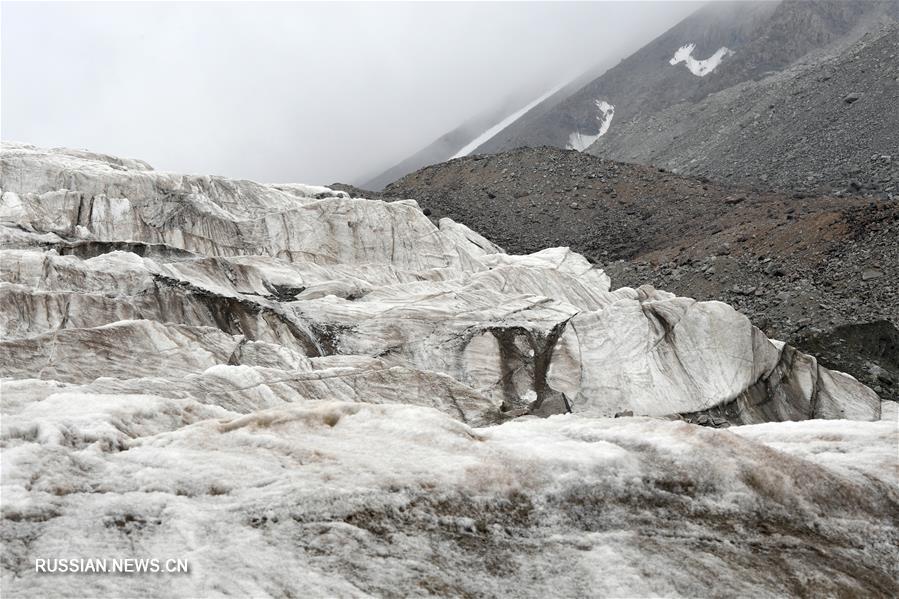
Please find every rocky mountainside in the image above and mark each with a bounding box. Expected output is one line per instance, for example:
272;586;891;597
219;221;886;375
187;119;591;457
381;146;899;399
473;0;774;153
364;0;775;188
590;21;899;197
361;62;612;190
2;143;896;597
369;1;897;195
360;90;562;191
474;0;897;156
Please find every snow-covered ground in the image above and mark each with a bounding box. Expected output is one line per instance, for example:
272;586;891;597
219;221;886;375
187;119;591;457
669;43;733;77
567;100;615;151
1;143;896;597
451;84;565;159
3;397;897;597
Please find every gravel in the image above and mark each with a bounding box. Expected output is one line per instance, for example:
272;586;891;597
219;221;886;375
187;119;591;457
589;24;899;200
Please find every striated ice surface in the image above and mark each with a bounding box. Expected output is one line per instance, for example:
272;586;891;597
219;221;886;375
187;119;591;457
1;142;896;597
2;399;897;597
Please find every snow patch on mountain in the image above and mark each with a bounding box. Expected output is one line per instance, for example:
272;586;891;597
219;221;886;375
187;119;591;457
452;84;565;159
567;100;615;151
669;43;733;77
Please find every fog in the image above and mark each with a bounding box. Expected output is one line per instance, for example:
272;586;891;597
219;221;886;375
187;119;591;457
2;1;703;185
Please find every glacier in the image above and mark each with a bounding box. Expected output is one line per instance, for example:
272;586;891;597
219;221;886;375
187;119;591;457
1;142;896;597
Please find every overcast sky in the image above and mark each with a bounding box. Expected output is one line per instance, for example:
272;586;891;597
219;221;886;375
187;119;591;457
2;1;703;185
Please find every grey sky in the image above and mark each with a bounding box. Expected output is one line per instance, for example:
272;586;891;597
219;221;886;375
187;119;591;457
2;1;703;185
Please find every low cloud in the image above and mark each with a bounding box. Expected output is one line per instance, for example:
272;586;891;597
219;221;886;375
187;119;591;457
2;1;702;185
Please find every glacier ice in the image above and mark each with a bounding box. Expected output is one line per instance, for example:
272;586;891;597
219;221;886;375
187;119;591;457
1;142;896;597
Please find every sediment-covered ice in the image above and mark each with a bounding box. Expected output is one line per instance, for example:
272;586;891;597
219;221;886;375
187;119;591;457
1;143;895;597
2;400;897;597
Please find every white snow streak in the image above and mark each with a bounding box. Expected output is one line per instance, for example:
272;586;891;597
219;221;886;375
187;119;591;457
669;43;732;77
567;100;615;151
451;84;565;159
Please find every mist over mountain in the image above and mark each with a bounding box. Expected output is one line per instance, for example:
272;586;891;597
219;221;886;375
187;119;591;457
370;0;898;193
0;1;700;185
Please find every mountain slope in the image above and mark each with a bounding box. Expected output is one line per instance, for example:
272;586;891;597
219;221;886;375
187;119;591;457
588;22;899;196
474;0;897;158
472;0;775;153
361;58;617;190
359;95;528;191
366;1;897;194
